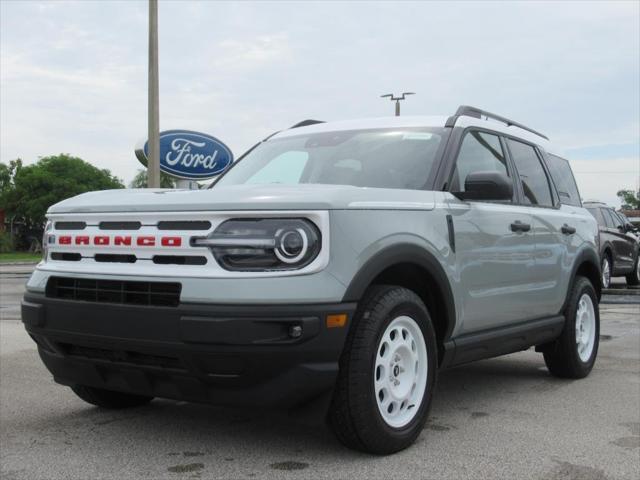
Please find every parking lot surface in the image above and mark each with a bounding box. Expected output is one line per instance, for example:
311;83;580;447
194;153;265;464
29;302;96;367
1;266;639;479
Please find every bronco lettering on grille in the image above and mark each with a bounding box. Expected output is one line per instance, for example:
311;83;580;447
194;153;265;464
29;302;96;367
56;236;182;247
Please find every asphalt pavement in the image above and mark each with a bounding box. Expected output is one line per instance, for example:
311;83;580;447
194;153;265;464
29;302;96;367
1;264;639;479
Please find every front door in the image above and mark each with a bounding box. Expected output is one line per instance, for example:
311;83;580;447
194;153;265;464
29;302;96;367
446;129;537;334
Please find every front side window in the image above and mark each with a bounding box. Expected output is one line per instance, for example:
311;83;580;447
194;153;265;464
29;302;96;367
546;154;581;207
603;208;622;229
451;131;509;193
507;139;554;207
215;128;447;190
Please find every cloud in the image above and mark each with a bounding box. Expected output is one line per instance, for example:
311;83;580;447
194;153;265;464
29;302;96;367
1;0;638;207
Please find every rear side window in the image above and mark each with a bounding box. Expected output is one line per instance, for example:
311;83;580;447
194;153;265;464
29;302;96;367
451;131;509;193
545;154;581;207
507;139;554;207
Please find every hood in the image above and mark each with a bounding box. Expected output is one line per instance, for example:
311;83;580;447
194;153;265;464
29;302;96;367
47;184;436;214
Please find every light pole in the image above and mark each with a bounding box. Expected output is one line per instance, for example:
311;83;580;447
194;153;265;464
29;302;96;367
381;92;415;116
147;0;160;188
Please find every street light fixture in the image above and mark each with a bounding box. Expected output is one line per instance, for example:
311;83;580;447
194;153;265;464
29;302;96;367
381;92;415;116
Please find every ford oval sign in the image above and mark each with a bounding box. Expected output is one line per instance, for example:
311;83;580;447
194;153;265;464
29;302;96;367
135;130;233;180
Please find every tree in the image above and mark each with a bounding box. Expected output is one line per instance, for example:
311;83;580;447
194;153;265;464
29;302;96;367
617;189;640;210
129;169;176;189
1;154;124;249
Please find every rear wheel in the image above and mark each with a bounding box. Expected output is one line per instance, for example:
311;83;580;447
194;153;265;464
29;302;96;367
601;254;611;289
543;276;599;378
625;256;640;286
328;285;437;454
71;385;153;409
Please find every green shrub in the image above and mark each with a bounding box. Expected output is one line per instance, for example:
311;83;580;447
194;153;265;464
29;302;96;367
0;231;15;253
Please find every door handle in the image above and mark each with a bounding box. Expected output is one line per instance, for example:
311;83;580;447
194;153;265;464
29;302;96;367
510;220;531;233
561;224;576;235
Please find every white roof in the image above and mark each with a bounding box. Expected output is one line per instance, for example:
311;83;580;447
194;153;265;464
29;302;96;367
273;114;557;153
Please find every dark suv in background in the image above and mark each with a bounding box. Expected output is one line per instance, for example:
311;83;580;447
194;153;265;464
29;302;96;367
584;201;640;287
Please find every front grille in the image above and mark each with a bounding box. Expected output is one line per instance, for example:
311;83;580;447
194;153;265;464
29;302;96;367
157;220;211;230
59;343;185;371
51;252;82;262
99;221;141;230
55;221;86;230
153;255;207;265
46;277;181;307
94;254;137;263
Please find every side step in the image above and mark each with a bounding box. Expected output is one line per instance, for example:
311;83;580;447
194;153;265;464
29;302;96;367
441;315;564;368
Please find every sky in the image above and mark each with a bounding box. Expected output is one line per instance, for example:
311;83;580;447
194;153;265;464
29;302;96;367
1;0;639;206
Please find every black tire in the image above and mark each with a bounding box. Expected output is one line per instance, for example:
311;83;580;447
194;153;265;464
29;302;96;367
328;285;438;454
543;276;599;379
625;255;640;286
601;253;612;289
71;385;153;409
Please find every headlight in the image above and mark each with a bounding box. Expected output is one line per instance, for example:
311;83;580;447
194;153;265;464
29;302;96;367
192;218;321;271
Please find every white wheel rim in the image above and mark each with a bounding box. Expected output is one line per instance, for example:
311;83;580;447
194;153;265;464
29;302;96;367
636;258;640;282
374;316;428;428
602;259;610;288
575;293;596;362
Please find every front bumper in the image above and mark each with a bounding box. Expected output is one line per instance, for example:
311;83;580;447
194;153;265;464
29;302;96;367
22;293;356;407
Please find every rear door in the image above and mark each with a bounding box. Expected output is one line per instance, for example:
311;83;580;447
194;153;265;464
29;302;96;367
446;129;536;334
505;143;582;318
602;207;635;272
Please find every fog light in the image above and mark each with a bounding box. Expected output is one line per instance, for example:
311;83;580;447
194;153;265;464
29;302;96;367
289;325;303;338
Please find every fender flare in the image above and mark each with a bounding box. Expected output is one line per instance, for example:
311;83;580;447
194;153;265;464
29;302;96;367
341;243;457;342
564;246;602;311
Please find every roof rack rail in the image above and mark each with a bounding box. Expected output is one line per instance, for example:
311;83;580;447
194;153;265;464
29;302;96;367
290;119;325;129
445;105;548;140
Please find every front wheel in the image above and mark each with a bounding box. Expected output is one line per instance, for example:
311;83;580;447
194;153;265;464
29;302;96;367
328;285;437;454
543;276;599;379
601;255;611;289
625;256;640;286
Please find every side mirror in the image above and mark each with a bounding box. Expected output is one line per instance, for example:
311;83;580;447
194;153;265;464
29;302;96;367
454;171;513;201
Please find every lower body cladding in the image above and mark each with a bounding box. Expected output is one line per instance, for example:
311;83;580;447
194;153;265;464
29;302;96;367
21;293;356;408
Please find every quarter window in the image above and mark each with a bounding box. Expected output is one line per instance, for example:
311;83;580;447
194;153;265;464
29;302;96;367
507;139;554;207
451;131;509;194
546;154;581;207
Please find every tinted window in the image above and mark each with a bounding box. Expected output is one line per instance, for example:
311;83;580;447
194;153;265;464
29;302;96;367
507;139;554;207
586;207;606;227
603;208;622;228
546;154;581;207
216;128;446;190
451;131;509;193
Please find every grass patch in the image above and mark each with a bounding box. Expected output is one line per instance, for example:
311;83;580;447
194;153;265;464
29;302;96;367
0;252;41;263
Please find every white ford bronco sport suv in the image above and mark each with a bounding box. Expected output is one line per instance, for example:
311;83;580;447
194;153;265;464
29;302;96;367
22;106;601;454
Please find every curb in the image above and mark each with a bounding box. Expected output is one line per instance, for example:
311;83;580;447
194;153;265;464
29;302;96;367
603;288;640;296
0;262;39;266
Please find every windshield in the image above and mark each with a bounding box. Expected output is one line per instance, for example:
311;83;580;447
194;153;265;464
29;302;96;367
214;127;447;190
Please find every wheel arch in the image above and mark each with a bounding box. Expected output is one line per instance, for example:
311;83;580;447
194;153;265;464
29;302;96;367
342;244;456;365
566;247;602;310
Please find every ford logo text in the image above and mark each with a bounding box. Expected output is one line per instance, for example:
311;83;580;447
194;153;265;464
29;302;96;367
135;130;234;180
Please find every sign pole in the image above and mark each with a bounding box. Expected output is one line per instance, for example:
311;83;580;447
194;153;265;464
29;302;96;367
147;0;160;188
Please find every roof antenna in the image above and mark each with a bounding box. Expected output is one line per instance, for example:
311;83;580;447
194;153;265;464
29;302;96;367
380;92;415;116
